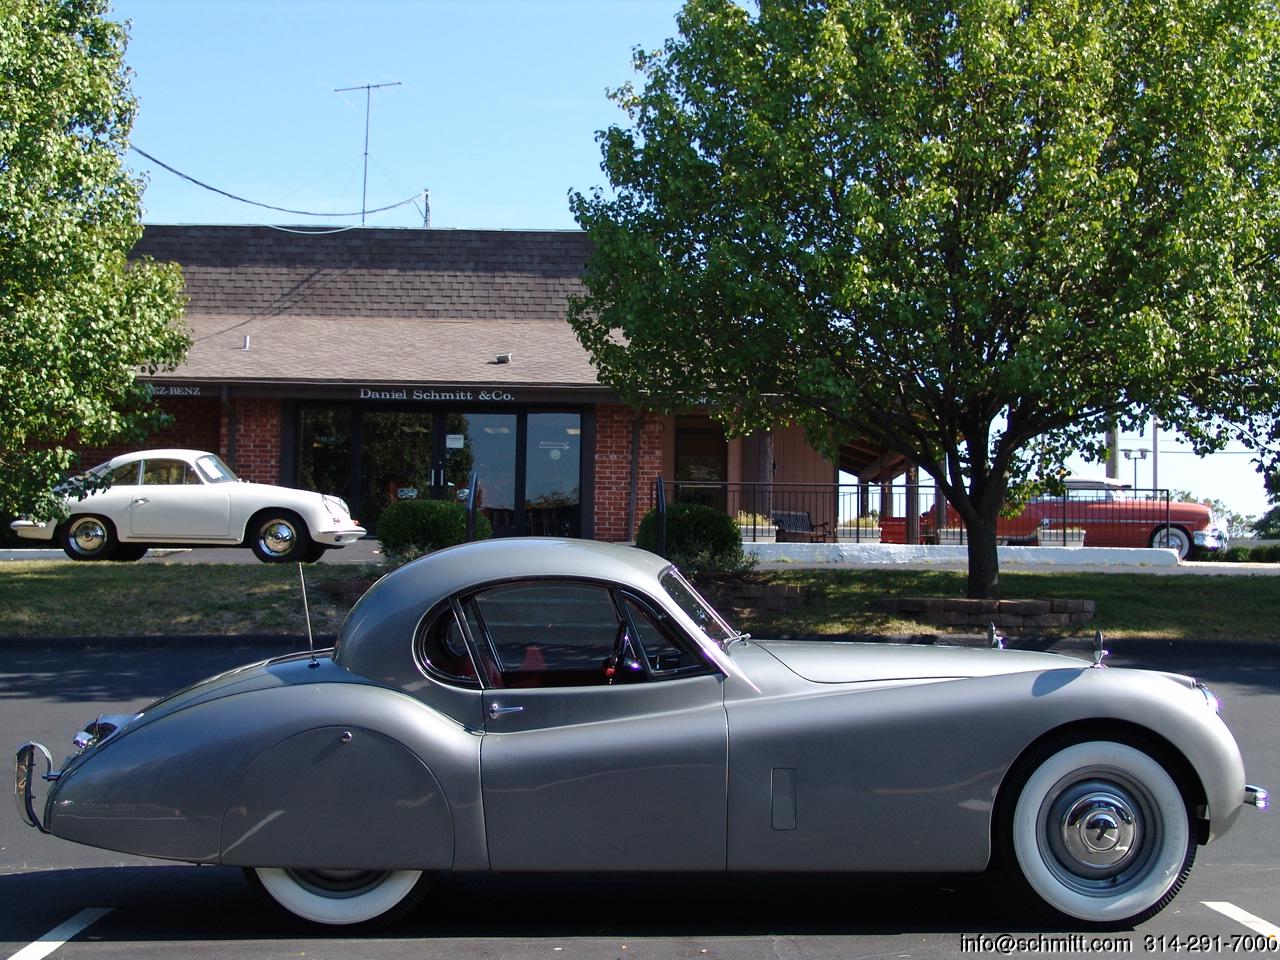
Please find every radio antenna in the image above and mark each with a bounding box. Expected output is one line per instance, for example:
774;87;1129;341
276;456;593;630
334;80;401;225
298;562;318;668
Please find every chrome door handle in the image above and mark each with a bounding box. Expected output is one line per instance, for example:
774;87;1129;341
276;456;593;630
488;703;524;719
133;497;150;504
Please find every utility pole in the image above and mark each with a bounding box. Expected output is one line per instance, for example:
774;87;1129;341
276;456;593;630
334;80;401;225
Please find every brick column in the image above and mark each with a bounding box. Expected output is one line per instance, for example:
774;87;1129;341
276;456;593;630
220;398;282;483
593;404;664;542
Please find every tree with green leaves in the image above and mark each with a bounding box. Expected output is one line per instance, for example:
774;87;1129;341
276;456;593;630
1;0;188;521
570;0;1280;598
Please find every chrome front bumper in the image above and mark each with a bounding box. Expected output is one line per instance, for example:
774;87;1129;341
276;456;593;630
1245;784;1270;811
15;742;57;833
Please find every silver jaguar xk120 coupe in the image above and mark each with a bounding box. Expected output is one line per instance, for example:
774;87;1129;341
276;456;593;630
16;539;1268;928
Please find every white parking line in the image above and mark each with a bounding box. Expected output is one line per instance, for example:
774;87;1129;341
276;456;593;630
1203;901;1280;940
7;908;112;960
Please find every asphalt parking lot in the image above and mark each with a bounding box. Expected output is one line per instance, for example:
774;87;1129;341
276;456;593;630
1;642;1276;959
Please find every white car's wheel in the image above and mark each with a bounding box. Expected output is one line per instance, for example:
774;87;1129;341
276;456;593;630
60;515;119;561
1150;525;1191;560
249;510;312;563
249;867;427;926
1000;738;1195;928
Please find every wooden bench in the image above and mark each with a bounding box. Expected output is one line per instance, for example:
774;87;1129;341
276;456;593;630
771;510;832;543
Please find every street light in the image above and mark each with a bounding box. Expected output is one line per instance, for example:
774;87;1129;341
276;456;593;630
1121;447;1149;491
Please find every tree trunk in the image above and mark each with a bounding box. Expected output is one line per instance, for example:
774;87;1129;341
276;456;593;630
964;515;1001;599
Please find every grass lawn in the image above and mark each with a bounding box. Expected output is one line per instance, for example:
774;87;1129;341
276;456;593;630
740;568;1280;643
0;561;1276;644
0;562;381;639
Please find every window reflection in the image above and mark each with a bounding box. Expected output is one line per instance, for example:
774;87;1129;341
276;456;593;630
446;413;517;535
526;413;581;537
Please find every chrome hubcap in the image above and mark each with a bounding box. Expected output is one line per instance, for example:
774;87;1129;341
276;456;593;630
260;521;295;555
286;868;388;897
1061;792;1137;868
71;519;106;553
1043;777;1153;887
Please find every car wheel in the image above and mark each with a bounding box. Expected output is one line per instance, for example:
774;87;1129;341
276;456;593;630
110;544;149;562
998;737;1195;929
59;515;119;561
301;543;328;563
249;511;311;563
247;867;428;926
1150;526;1191;560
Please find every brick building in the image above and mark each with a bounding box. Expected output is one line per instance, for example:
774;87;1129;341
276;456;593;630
118;225;900;541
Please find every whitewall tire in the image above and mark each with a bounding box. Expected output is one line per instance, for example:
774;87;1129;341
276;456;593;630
1150;526;1192;560
1001;738;1195;928
250;867;427;926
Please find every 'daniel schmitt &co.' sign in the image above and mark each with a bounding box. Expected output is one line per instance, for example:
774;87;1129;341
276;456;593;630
356;387;517;402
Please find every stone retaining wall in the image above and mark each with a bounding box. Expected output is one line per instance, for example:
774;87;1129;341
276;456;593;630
872;596;1095;629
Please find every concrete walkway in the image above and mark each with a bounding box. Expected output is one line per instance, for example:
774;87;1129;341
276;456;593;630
3;538;1278;574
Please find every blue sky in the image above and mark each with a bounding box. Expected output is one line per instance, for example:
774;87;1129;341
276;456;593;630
115;0;684;230
111;0;1274;521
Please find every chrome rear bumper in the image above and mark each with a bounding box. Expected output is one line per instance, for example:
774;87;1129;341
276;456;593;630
14;742;56;833
1244;784;1270;811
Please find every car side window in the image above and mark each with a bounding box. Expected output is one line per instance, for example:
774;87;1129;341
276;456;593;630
466;582;622;688
141;460;200;485
107;463;140;485
621;595;707;676
414;604;480;687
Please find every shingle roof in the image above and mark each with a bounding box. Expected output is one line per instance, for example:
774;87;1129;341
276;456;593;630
132;225;604;388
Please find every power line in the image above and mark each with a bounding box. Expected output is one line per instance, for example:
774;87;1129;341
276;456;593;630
130;145;423;218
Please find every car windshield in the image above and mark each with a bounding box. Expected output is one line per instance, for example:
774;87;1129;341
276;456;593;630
195;454;238;483
659;567;743;647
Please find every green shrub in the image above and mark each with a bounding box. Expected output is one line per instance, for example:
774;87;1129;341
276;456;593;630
1249;543;1280;563
636;502;753;575
377;500;491;566
1222;546;1253;563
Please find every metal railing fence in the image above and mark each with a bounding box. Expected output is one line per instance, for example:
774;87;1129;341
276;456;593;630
649;479;1173;546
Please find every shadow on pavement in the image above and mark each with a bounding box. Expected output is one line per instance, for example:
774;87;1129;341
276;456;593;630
0;643;297;703
0;864;1060;942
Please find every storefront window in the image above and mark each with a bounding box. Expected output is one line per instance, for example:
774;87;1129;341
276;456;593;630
526;413;581;537
675;417;727;513
361;411;434;526
296;404;582;537
300;406;352;499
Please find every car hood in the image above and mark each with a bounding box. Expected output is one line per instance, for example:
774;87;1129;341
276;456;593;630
237;481;321;502
753;639;1088;684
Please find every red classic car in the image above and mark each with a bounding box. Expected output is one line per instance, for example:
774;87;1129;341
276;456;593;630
919;480;1225;559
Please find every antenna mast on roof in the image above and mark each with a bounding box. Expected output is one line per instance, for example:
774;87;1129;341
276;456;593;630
334;80;401;225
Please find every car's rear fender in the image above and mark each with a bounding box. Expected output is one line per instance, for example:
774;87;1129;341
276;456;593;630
45;679;481;870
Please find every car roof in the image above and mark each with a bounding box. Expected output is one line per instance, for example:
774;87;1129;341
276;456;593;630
372;537;670;611
1065;478;1130;491
105;449;218;467
334;539;674;678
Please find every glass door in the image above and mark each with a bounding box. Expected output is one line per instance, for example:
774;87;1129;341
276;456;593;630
443;412;518;536
526;413;581;537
